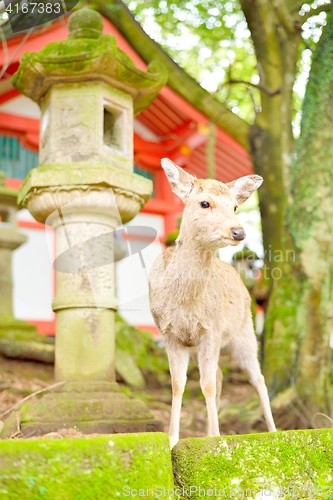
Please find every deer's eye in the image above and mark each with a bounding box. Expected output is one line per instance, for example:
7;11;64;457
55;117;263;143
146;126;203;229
200;201;210;209
234;206;238;212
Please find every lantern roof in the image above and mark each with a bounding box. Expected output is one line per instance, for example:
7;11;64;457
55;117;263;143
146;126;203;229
12;8;168;116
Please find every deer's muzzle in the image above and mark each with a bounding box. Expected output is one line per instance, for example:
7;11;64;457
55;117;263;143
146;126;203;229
231;228;246;241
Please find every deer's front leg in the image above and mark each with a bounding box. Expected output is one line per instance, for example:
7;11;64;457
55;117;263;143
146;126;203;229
165;340;189;448
197;339;221;437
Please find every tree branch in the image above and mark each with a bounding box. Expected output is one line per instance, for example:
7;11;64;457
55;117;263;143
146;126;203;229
299;2;333;22
222;78;282;97
91;0;251;150
270;0;297;34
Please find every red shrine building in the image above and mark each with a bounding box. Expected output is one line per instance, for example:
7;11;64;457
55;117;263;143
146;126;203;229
0;12;252;336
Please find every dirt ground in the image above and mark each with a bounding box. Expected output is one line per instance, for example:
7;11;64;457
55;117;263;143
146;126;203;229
0;353;264;440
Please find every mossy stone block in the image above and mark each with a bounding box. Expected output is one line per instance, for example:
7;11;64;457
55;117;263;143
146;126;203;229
68;8;104;36
172;429;333;499
0;433;174;500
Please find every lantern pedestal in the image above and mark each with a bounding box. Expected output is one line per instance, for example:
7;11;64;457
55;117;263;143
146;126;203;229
1;7;167;438
1;382;162;438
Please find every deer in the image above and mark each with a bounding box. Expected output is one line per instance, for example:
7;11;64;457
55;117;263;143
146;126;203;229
148;158;276;448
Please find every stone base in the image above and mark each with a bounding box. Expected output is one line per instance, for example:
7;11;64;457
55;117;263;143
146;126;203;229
0;316;54;364
0;432;173;498
172;430;333;497
0;382;163;438
0;316;38;337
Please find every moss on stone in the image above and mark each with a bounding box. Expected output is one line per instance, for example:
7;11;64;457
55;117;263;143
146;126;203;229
0;317;44;341
0;432;174;499
0;316;55;363
0;340;54;365
18;161;153;209
68;7;104;35
172;429;333;499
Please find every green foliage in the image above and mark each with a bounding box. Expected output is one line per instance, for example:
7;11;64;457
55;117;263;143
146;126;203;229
124;0;329;126
165;230;179;246
125;0;259;122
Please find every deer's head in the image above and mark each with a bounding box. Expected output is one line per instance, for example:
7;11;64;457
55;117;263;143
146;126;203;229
161;158;263;249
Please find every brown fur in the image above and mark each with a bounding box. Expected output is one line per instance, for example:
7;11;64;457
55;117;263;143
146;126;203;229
149;159;276;448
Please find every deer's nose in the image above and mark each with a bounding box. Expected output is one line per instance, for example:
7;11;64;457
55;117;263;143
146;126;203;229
231;228;246;241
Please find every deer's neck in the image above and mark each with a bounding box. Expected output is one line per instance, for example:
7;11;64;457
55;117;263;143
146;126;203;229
171;238;215;303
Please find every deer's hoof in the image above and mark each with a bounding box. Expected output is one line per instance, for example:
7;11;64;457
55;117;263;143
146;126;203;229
169;435;179;449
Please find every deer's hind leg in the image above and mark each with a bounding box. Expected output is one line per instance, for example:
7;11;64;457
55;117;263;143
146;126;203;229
165;338;190;448
229;316;276;432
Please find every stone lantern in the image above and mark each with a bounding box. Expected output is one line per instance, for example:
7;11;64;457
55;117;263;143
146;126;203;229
0;172;39;351
0;172;26;315
1;8;167;437
0;172;56;365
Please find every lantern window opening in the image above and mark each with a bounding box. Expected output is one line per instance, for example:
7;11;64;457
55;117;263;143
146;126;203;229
0;206;14;225
103;103;124;154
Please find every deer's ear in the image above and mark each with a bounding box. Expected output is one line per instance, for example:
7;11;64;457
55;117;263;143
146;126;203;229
161;158;195;201
226;175;263;205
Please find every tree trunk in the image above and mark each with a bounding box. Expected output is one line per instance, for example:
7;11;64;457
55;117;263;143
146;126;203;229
288;12;333;419
240;0;301;270
239;1;303;392
264;14;333;425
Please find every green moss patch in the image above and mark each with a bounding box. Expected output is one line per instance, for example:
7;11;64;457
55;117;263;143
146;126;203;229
0;432;173;499
172;429;333;499
115;314;169;386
